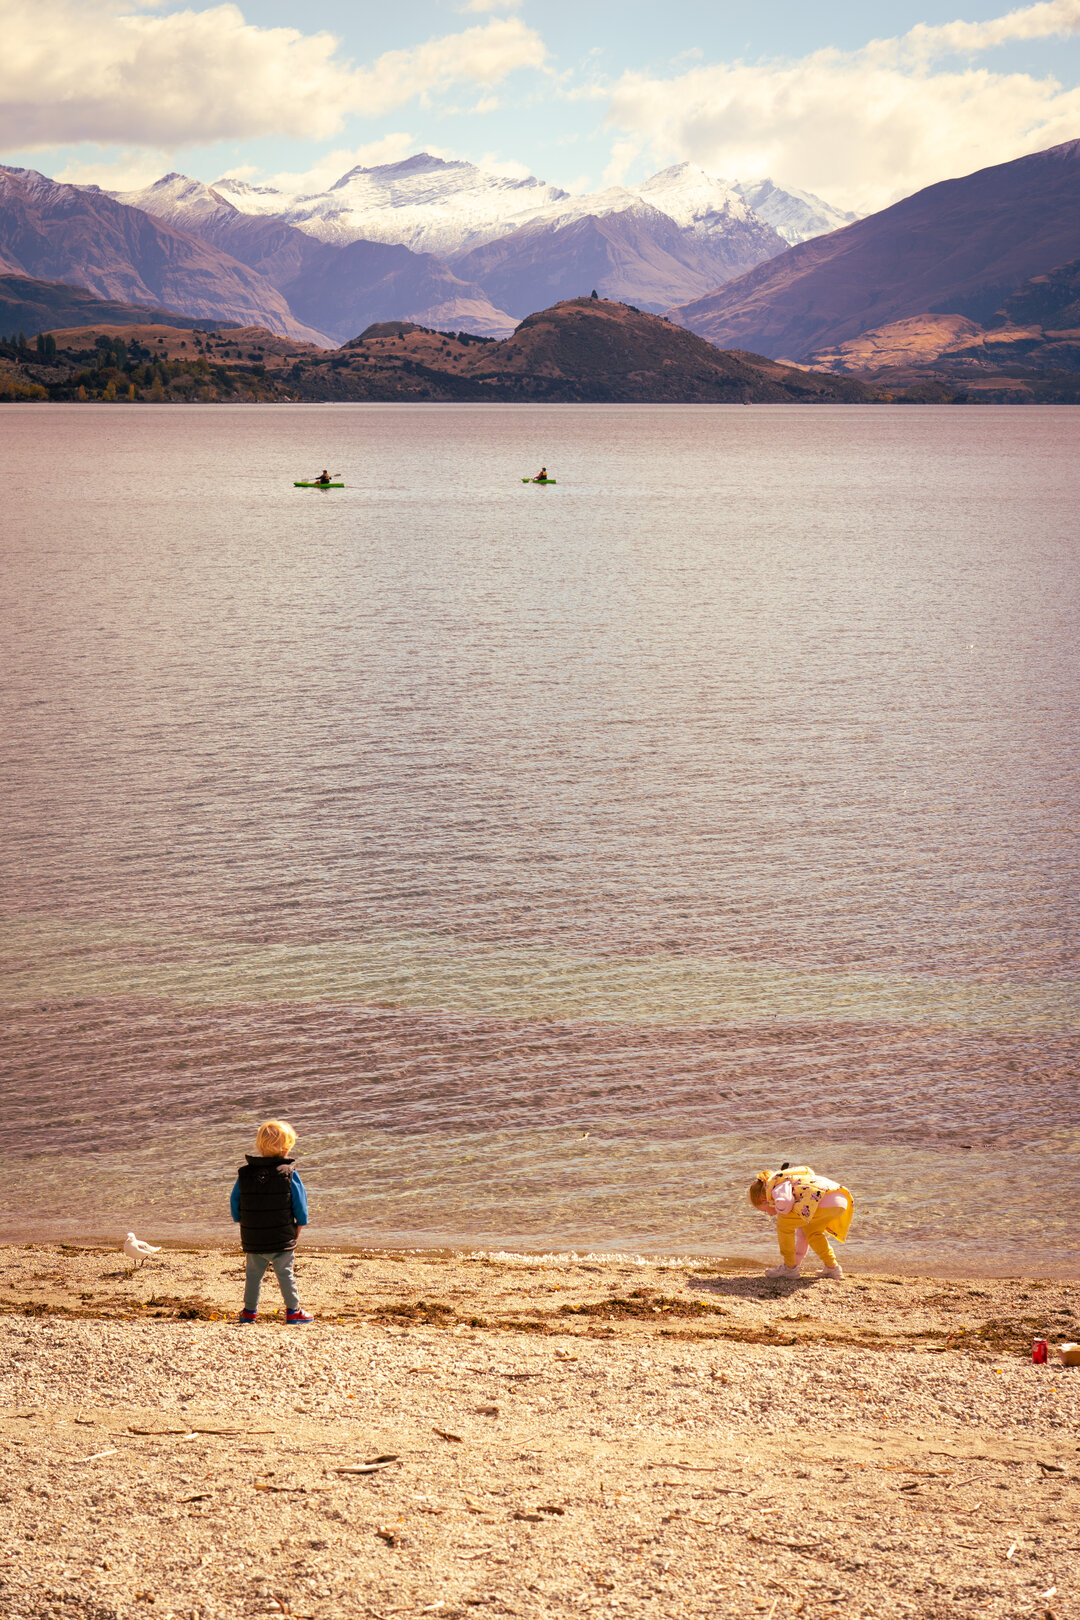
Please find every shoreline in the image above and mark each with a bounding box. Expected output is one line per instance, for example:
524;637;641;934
2;1242;1077;1618
3;1230;1077;1283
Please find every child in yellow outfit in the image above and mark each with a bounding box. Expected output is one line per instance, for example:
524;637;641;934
749;1164;854;1279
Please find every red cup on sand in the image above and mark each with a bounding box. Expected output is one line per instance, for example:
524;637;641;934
1032;1338;1049;1364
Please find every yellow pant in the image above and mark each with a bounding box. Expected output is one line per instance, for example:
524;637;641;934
776;1208;840;1268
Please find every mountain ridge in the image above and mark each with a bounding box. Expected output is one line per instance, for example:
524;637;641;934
669;138;1080;361
0;166;329;343
112;173;517;341
207;153;851;257
448;200;784;318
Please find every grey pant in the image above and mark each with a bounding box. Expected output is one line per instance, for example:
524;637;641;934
244;1250;300;1313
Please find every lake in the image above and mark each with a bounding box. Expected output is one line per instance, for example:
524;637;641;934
2;402;1077;1272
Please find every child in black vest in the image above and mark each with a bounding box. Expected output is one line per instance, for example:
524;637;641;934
230;1119;313;1324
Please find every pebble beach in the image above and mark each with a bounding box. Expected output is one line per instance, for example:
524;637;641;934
1;1244;1077;1620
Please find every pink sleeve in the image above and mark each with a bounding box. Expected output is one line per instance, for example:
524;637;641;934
818;1190;848;1210
771;1180;795;1214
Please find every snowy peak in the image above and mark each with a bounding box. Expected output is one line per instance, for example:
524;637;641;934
633;163;754;231
329;152;474;191
112;173;241;225
209;154;571;254
733;178;857;244
122;154;854;258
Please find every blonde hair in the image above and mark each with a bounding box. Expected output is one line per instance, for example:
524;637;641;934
255;1119;297;1157
748;1170;770;1209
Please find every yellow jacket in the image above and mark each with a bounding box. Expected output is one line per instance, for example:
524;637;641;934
765;1165;855;1243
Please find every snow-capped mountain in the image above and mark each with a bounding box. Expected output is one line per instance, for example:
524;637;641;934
111;173;518;339
213;153;571;257
93;154;856;340
450;194;786;317
732;179;857;245
208;155;840;259
633;164;771;237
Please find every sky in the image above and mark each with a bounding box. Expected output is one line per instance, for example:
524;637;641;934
1;0;1079;214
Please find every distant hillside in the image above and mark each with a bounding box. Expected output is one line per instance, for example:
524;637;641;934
804;257;1080;395
0;323;320;402
0;167;327;343
0;274;229;337
671;139;1080;361
993;255;1080;331
1;299;875;403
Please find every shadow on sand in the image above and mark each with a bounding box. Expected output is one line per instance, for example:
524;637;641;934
686;1272;821;1301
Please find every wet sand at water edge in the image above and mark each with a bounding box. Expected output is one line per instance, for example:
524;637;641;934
1;1243;1077;1620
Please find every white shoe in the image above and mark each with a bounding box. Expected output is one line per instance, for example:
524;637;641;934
764;1264;801;1278
821;1264;844;1280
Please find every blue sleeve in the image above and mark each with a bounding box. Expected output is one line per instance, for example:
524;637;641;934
230;1178;241;1222
291;1172;309;1226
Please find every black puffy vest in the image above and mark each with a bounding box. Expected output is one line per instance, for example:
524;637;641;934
237;1155;299;1253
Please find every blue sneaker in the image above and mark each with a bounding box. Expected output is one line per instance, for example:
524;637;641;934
286;1308;314;1325
238;1308;258;1324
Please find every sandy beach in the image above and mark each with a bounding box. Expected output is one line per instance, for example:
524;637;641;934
1;1243;1077;1620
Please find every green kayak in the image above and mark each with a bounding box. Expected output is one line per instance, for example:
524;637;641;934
294;481;344;488
522;477;557;484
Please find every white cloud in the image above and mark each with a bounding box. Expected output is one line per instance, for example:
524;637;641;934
459;0;522;11
602;0;1080;213
892;0;1080;59
354;18;544;116
475;154;532;177
602;139;641;188
0;0;546;149
53;148;176;191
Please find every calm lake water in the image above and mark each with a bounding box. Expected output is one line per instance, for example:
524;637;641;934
2;403;1078;1272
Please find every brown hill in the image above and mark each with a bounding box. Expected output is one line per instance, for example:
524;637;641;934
0;167;327;344
327;298;871;402
670;138;1080;361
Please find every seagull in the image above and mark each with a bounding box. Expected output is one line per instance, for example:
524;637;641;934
123;1232;162;1271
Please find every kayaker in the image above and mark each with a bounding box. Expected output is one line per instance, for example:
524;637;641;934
535;467;548;482
315;469;331;486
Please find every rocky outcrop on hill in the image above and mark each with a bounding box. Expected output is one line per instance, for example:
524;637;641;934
671;139;1080;361
0;167;327;343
